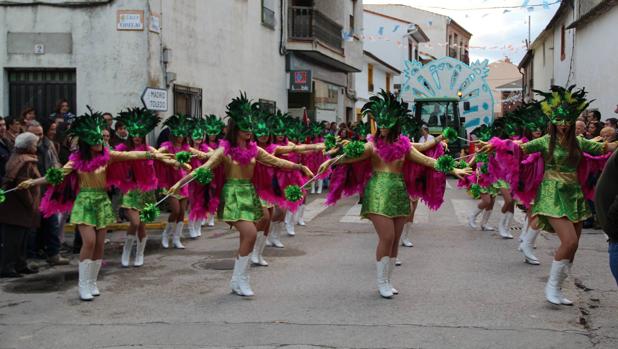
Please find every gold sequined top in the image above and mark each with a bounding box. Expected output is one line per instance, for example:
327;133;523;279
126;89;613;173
62;150;153;189
200;147;301;180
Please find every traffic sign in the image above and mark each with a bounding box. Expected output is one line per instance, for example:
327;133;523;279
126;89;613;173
141;87;168;111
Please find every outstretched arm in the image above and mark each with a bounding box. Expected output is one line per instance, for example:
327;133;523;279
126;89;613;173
317;142;372;175
18;161;74;189
168;148;225;194
406;146;471;179
256;148;314;178
412;135;445;152
189;147;211;160
274;143;325;155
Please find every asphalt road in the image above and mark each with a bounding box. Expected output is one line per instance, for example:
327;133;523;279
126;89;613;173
1;180;617;349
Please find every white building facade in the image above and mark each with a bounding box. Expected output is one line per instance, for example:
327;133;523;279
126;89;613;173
354;50;400;120
1;0;288;120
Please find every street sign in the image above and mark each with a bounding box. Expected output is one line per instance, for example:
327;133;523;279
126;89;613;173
289;70;312;92
141;87;168;111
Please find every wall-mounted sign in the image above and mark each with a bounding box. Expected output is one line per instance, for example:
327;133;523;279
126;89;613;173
149;13;161;33
141;87;168;111
117;10;144;31
289;70;312;92
33;44;44;55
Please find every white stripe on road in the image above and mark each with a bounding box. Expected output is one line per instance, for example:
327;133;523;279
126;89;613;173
303;198;327;223
338;202;430;224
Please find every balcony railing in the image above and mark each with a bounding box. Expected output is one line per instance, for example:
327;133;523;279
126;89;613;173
288;6;343;51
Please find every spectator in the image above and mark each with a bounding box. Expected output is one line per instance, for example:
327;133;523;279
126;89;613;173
20;107;37;129
600;126;617;143
418;125;435;143
586;122;602;139
155;127;170;148
589;110;602;123
595;150;618;286
102;128;111;148
575;120;587;137
329;122;337;135
4;115;22;148
31;119;69;266
0;117;10;180
49;98;75;125
605;117;618;129
0;132;41;278
110;121;129;148
102;112;117;139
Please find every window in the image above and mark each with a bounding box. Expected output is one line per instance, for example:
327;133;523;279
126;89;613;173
408;41;413;61
386;73;391;93
350;0;357;33
560;25;566;61
314;80;338;111
368;64;374;92
174;85;202;117
262;0;276;29
259;99;276;114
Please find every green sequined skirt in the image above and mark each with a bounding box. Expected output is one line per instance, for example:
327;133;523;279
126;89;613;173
532;178;591;233
361;172;411;219
121;190;156;211
70;188;116;229
218;179;264;222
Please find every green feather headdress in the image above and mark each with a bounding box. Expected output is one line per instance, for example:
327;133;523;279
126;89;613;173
164;113;192;137
285;117;303;141
534;85;592;125
226;92;257;132
471;124;494;142
115;107;161;138
361;90;410;129
271;110;289;137
253;110;271;138
204;114;225;136
400;117;422;138
67;106;107;145
354;121;371;137
190;115;207;140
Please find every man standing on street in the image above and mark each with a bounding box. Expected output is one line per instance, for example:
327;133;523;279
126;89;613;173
595;149;618;286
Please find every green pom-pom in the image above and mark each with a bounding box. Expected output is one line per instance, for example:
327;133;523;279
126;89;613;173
442;127;458;142
343;141;365;158
193;167;214;185
470;184;482;199
475;153;489;164
456;160;468;169
435;155;456;174
0;189;5;204
175;151;192;164
45;168;64;185
480;164;489;174
284;185;303;202
140;203;160;223
324;134;337;151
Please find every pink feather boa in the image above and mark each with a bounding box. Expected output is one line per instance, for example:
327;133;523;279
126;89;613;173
106;143;158;193
68;147;110;172
368;135;411;162
39;172;79;217
403;143;447;210
154;141;189;196
220;139;258;165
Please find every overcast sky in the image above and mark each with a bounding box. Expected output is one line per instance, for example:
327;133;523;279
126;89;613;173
364;0;560;64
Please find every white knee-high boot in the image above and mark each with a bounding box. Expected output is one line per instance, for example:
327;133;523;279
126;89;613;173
388;258;398;295
121;234;135;267
284;211;296;236
317;179;323;194
267;221;285;248
480;209;495;231
78;260;93;301
311;181;316;194
89;259;102;297
251;232;269;266
207;215;215;227
134;236;148;267
296;205;306;226
545;259;573;305
520;216;529;242
498;212;514;239
161;222;175;249
173;222;185;249
401;223;413;247
519;228;540;265
376;256;393;299
230;255;254;296
468;208;483;229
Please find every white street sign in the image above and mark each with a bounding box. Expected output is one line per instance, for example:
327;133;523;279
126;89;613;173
141;88;168;111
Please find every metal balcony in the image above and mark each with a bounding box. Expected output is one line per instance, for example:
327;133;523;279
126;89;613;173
288;6;343;51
